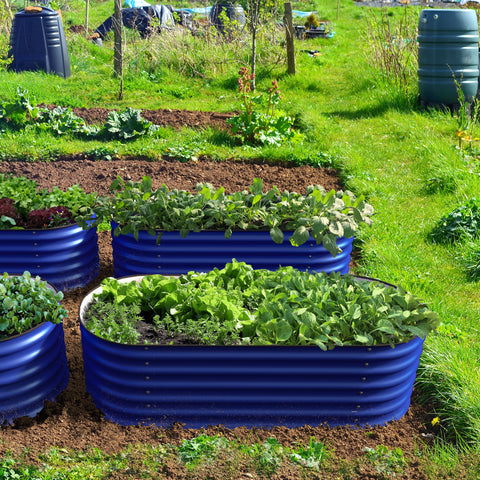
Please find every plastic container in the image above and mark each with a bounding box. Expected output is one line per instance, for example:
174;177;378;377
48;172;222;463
9;6;71;78
418;9;479;106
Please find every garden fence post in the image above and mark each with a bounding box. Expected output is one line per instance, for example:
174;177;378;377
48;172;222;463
284;2;295;75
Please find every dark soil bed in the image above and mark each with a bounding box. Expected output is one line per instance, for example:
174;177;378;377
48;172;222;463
0;108;438;479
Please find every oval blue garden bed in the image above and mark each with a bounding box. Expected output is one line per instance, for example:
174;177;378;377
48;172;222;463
79;270;435;429
112;225;353;277
0;223;99;291
80;326;423;428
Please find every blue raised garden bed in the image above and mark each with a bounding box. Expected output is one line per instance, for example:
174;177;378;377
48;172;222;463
80;277;424;429
0;320;69;425
0;223;99;291
112;225;353;277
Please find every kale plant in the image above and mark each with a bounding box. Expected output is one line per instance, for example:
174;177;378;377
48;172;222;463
79;176;374;257
36;106;97;136
98;107;159;140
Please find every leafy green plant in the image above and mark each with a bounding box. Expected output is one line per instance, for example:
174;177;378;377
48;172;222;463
83;260;439;348
289;437;329;471
227;67;302;146
83;145;119;161
0;174;96;229
430;198;480;244
84;302;141;344
246;438;285;476
177;434;229;469
98;107;159;140
363;445;407;478
78;176;373;257
0;87;39;132
162;143;201;162
0;272;67;340
36;106;96;136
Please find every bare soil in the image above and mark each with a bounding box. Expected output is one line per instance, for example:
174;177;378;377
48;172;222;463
0;108;438;479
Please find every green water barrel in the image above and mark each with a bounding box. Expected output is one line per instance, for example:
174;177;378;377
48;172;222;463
418;9;479;106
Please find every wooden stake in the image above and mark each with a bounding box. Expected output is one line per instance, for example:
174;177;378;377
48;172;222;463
284;2;295;75
113;0;123;99
84;0;89;36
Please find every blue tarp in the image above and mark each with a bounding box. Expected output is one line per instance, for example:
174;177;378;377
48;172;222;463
124;0;151;7
180;6;212;15
123;4;316;17
292;10;316;17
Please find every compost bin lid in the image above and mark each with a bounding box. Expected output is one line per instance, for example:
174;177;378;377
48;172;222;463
16;6;58;16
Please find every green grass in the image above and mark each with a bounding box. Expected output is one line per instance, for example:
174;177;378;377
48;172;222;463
2;0;480;475
1;436;480;479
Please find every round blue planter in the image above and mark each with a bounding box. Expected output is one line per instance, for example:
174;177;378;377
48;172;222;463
80;278;424;429
111;223;353;277
0;223;99;291
0;321;69;425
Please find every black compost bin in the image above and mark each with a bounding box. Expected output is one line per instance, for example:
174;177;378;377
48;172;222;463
9;6;71;78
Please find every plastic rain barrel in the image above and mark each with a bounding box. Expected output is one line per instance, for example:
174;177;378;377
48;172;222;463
9;6;71;78
418;9;479;106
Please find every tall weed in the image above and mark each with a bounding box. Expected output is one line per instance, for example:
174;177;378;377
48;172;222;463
362;7;418;99
0;0;13;71
122;24;285;79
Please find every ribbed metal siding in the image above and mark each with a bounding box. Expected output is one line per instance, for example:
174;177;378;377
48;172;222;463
0;322;69;425
418;9;479;105
0;224;99;291
80;314;423;428
112;225;353;277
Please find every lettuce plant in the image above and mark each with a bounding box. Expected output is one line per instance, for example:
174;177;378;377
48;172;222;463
83;261;438;348
0;272;67;339
79;176;374;257
0;174;95;230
